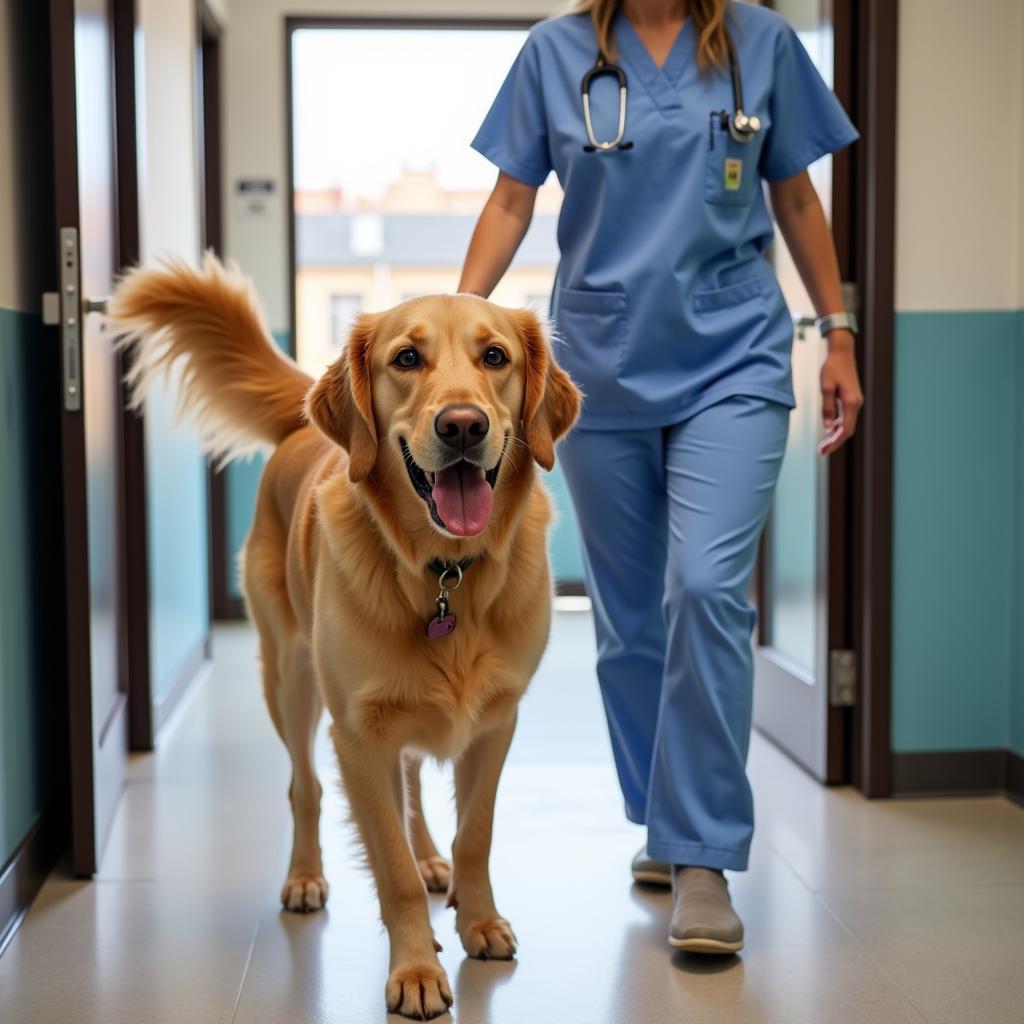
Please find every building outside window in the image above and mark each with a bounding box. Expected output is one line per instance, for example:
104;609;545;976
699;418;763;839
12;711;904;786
329;293;362;348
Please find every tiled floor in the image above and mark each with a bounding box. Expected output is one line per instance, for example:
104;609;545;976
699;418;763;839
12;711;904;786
2;616;1023;1024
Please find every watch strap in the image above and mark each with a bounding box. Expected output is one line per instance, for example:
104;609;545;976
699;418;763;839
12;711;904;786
816;311;858;336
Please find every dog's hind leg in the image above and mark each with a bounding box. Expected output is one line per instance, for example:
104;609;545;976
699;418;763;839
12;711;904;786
247;541;327;912
450;711;519;959
273;633;327;912
403;755;451;894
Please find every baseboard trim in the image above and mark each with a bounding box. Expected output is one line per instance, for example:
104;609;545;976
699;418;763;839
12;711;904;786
153;631;212;736
892;748;1024;803
555;581;587;597
0;813;60;957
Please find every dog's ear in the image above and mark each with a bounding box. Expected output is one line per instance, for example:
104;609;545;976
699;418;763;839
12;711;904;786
306;313;379;482
514;308;582;471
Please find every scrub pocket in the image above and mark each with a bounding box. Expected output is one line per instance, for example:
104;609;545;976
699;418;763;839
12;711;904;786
553;286;628;408
692;276;768;313
704;115;762;207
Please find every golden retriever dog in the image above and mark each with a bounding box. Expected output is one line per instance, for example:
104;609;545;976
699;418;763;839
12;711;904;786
107;255;580;1020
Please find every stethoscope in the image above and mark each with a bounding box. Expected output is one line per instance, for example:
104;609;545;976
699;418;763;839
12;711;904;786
581;33;761;152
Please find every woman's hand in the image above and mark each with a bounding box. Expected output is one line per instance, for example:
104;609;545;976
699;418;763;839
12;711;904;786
818;331;864;455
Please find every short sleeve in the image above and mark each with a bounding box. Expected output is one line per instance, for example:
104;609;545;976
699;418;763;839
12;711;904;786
759;25;860;182
471;35;552;187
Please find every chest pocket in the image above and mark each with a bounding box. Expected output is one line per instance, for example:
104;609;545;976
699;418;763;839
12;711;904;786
704;112;762;207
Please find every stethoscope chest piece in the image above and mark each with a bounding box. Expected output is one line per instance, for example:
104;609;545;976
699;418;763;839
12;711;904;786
728;110;762;143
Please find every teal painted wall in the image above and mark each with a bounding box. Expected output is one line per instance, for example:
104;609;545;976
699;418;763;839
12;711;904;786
224;329;290;600
544;464;585;585
145;382;210;696
0;311;44;860
224;330;586;599
227;455;265;599
891;310;1024;754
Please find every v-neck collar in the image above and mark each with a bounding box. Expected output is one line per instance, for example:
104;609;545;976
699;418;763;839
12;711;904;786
614;12;693;113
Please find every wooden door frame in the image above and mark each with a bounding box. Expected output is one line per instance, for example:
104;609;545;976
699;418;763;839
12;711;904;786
198;0;243;621
849;0;898;797
755;0;855;785
111;0;155;752
754;0;896;795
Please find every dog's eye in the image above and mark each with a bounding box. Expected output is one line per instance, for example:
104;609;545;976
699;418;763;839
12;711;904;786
393;347;421;369
483;346;508;368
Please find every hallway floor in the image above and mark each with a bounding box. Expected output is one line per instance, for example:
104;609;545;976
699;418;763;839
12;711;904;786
2;617;1023;1024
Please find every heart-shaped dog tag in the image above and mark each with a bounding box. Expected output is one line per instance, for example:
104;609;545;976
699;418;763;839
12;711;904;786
426;613;457;639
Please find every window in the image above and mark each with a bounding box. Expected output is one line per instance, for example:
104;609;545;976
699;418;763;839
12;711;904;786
290;25;563;376
289;24;583;590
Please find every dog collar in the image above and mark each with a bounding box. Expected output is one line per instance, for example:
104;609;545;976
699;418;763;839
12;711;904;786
426;556;476;578
424;557;477;639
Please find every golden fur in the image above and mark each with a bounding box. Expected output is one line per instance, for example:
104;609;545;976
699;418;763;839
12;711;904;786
108;254;581;1020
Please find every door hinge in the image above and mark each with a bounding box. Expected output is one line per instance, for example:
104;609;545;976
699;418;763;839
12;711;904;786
829;649;856;707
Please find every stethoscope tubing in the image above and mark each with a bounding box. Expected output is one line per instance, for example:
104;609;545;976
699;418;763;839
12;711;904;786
581;28;760;152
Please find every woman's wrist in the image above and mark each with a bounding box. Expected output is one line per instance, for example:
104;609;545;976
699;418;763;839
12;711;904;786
825;328;855;353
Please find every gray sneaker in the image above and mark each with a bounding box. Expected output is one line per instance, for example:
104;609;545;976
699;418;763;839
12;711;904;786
630;846;671;887
669;866;744;954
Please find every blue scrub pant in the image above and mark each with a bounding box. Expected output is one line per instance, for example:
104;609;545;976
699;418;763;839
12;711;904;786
558;396;789;871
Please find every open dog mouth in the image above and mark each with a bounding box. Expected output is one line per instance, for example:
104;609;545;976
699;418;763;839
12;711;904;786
400;436;505;537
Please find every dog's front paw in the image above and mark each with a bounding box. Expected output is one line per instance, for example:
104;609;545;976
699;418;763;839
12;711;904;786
458;916;517;960
417;855;451;893
385;962;453;1020
280;873;328;913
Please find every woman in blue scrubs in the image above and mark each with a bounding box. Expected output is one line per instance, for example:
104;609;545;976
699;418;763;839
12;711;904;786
459;0;863;954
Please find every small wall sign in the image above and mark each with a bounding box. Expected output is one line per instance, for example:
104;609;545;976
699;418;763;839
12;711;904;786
234;178;276;219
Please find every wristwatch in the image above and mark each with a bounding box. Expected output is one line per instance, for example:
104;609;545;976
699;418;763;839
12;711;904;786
816;311;858;336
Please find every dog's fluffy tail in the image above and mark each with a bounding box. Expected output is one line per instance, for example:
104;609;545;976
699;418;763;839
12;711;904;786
107;253;313;462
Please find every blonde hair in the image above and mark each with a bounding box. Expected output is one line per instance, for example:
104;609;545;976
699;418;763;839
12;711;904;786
574;0;731;72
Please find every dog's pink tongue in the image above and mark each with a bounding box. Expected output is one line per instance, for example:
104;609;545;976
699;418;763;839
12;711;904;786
432;463;493;537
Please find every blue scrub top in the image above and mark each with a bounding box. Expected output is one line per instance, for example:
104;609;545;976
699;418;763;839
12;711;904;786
472;3;859;429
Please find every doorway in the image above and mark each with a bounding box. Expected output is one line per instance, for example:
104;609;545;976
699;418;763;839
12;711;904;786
49;0;134;875
752;0;897;795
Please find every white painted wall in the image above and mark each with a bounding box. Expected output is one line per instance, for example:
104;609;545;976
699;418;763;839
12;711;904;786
895;0;1024;312
0;1;20;310
205;0;229;28
223;0;557;333
1018;3;1024;311
136;0;213;694
137;0;202;265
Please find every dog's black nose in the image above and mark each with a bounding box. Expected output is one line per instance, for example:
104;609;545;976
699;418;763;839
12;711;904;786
435;404;489;451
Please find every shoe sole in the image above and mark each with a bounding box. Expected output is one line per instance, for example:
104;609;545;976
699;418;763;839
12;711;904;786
669;936;744;954
631;869;671;887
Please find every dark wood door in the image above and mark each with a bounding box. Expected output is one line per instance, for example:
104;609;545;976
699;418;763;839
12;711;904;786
752;0;856;783
49;0;128;875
